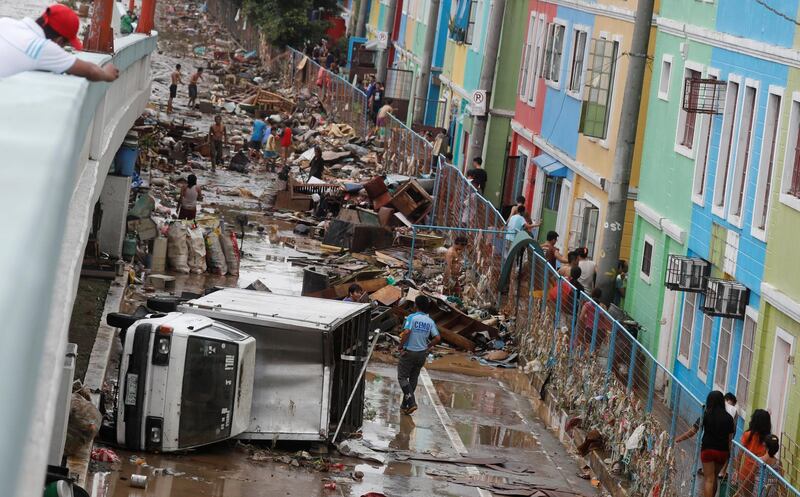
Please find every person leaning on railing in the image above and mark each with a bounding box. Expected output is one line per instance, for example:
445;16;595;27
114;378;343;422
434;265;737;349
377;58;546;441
0;4;119;82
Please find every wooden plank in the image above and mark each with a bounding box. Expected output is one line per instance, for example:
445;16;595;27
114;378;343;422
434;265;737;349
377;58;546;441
370;285;403;306
306;277;387;299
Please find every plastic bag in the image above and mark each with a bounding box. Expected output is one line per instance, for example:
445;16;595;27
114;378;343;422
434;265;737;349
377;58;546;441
220;229;240;276
64;389;102;456
167;223;190;274
205;229;228;275
187;226;207;274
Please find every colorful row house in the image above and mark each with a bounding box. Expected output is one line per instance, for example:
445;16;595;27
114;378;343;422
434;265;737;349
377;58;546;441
506;0;649;264
624;0;800;463
357;0;451;126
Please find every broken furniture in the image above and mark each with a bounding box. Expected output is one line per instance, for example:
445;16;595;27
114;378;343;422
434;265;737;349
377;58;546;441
389;179;432;224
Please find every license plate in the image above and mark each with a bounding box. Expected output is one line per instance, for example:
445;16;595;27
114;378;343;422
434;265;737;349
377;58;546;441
125;373;138;406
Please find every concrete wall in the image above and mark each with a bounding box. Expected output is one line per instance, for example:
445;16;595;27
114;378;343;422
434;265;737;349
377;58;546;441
0;33;156;497
98;175;133;258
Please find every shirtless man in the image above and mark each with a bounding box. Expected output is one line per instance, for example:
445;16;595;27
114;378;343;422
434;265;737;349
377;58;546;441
444;237;467;296
188;67;203;108
208;115;227;172
168;63;181;114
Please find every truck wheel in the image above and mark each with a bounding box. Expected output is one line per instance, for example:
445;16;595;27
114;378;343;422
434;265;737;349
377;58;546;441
106;312;139;329
146;296;184;312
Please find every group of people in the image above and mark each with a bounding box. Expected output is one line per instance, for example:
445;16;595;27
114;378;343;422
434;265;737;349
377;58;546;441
676;391;782;497
362;77;394;138
168;63;204;114
246;111;295;169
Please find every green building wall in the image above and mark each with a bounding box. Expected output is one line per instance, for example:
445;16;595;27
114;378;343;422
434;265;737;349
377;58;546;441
624;31;712;356
482;0;527;207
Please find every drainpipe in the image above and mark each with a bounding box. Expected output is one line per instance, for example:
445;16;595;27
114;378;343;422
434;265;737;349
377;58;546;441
466;0;506;166
355;0;369;38
412;0;440;124
375;0;397;85
595;0;655;303
83;0;115;54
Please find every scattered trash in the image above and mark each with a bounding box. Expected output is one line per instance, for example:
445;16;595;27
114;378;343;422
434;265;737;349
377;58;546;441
90;447;120;463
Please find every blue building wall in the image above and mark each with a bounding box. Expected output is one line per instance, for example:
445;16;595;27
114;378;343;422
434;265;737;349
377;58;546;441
538;6;595;160
673;15;792;420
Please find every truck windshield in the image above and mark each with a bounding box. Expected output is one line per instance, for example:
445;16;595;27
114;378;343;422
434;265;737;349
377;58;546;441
178;335;239;448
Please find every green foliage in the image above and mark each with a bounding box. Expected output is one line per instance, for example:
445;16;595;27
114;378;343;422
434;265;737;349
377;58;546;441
244;0;340;48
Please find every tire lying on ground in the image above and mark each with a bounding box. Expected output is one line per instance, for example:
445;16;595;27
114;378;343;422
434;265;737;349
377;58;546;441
146;296;185;312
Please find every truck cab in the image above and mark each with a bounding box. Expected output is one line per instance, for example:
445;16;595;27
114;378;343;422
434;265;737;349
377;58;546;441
114;312;255;451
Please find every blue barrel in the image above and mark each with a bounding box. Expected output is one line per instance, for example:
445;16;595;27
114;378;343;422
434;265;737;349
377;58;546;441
114;143;139;176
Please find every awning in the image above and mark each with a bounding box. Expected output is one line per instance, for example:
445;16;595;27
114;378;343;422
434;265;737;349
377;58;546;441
532;153;568;178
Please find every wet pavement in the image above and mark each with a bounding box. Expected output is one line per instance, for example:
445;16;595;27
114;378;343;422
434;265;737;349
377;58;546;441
90;362;600;497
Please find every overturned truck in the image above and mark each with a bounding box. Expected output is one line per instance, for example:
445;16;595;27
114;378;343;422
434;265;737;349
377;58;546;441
106;289;372;451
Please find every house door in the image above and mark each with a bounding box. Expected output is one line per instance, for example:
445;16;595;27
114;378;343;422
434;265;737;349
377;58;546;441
537;176;562;243
656;288;679;393
767;330;794;435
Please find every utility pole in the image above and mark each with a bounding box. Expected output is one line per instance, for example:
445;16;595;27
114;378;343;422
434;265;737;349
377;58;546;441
466;0;506;166
355;0;369;38
596;0;655;303
375;0;398;85
412;0;440;124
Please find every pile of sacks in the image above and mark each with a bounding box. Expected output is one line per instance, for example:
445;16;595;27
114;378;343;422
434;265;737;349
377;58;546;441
166;222;240;276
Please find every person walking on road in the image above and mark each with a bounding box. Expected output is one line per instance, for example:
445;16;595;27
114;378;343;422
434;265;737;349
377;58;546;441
188;67;202;108
209;115;227;172
733;409;772;497
398;295;441;415
279;122;293;164
0;4;119;81
675;390;734;497
178;174;202;220
168;63;181;114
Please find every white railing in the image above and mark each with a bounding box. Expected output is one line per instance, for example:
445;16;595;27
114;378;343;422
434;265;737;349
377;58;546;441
0;32;157;497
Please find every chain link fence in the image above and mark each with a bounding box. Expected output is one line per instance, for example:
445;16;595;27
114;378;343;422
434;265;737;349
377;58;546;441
286;47;369;138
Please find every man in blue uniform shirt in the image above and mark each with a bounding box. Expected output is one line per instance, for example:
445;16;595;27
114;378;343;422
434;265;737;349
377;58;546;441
398;295;441;415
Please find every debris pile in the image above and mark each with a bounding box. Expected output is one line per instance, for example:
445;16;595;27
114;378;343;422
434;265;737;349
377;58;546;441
113;13;515;361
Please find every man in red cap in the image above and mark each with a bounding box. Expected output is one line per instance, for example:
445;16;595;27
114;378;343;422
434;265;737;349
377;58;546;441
0;4;119;81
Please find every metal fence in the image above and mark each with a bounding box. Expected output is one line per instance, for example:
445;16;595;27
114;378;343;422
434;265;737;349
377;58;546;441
286;47;369;138
383;114;436;176
262;35;800;497
406;225;511;310
501;241;798;497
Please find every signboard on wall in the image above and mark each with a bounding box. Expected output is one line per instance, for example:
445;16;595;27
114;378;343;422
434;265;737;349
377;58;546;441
469;90;487;116
377;31;389;50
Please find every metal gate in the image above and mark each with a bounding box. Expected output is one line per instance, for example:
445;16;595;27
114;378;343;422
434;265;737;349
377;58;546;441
385;68;414;121
330;308;370;437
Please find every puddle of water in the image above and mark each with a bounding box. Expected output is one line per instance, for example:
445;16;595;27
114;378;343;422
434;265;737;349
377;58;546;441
453;421;540;450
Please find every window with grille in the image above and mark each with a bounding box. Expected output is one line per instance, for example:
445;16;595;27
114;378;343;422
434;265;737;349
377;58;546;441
519;14;536;98
568;30;587;93
678;293;697;365
641;237;653;280
678;69;701;149
569;198;599;258
714;318;734;391
753;93;782;231
736;314;756;411
698;311;714;380
731;85;757;219
465;0;478;45
542;23;565;84
579;38;618;139
544;176;562;210
713;80;740;210
789;102;800;198
658;56;672;100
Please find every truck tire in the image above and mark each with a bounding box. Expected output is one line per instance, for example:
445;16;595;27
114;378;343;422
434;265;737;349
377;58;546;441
146;296;184;312
106;312;139;330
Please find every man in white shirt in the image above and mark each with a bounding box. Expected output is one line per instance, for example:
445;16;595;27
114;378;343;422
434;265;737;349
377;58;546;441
577;247;596;292
0;4;119;81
